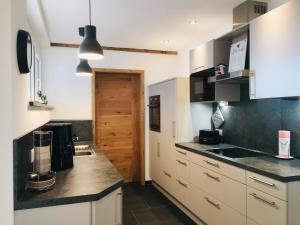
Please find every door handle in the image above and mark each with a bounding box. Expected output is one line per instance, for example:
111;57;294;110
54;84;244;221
205;197;220;210
249;176;276;188
204;172;220;182
172;121;176;138
250;193;277;208
176;159;187;166
157;142;160;158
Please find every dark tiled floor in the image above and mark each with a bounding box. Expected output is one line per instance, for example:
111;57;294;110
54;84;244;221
123;183;196;225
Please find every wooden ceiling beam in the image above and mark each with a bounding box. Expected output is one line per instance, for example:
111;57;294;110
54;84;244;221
50;42;178;55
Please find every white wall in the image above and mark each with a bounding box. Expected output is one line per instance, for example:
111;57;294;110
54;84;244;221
11;0;51;139
268;0;289;10
43;47;178;180
0;1;14;224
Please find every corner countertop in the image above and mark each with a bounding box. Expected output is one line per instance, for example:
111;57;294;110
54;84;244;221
176;142;300;183
15;143;123;210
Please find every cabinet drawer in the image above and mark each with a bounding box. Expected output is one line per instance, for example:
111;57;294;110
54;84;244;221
189;152;246;183
174;178;190;208
247;187;287;225
175;157;189;181
190;184;246;225
175;147;189;160
190;162;246;214
160;169;175;196
246;171;287;200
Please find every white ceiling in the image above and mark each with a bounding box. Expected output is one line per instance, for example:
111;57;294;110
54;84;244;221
40;0;246;51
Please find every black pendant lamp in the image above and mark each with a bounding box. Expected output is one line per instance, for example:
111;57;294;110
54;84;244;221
76;59;93;76
76;27;93;76
78;0;104;60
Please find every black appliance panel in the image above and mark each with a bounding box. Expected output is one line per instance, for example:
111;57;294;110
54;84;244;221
190;69;215;102
149;95;160;132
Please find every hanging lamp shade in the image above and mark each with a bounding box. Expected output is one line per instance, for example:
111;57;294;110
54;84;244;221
76;59;93;76
78;25;104;60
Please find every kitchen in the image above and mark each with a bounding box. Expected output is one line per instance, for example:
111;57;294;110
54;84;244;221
1;0;300;225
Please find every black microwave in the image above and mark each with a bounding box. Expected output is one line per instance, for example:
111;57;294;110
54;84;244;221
190;69;215;102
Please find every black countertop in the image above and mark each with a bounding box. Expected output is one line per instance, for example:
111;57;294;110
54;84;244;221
15;144;123;210
176;142;300;183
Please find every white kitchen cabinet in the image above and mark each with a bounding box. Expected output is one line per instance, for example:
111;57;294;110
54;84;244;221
190;40;214;73
250;0;300;99
148;78;195;197
190;40;229;74
14;188;122;225
15;202;91;225
189;184;246;225
247;187;287;225
93;188;122;225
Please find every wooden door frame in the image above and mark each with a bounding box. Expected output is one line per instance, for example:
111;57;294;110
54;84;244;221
92;68;145;185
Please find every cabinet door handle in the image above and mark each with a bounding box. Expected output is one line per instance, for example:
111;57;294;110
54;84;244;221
249;176;276;188
172;121;176;138
157;142;160;158
176;159;187;166
176;179;188;188
249;70;256;99
250;193;277;208
163;171;172;178
205;197;220;210
176;150;187;156
204;160;220;168
204;172;220;182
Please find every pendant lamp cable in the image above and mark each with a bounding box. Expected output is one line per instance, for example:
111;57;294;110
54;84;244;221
89;0;92;25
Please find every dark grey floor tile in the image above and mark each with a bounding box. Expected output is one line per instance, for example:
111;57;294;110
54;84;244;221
123;212;139;225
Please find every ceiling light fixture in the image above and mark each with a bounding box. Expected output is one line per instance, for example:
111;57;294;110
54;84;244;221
78;0;104;60
76;59;93;77
76;27;93;77
189;20;198;25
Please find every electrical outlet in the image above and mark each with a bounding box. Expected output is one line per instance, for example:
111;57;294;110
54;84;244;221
30;148;34;163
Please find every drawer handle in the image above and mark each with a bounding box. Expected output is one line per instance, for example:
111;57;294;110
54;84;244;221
204;172;220;182
176;179;188;188
205;197;220;210
204;160;220;168
176;159;187;166
163;171;172;178
176;150;187;156
250;193;277;208
249;176;276;188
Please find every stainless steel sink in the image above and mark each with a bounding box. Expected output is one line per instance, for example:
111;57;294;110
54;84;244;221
206;147;267;158
74;145;96;157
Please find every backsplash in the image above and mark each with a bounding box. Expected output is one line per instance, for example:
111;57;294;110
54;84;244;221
214;84;300;158
50;120;93;141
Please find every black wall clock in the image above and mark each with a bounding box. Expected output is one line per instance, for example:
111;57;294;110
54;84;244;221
17;30;32;74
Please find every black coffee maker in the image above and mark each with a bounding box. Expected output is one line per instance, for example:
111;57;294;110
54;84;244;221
42;123;74;171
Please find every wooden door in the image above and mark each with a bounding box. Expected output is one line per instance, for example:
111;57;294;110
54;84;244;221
94;72;143;183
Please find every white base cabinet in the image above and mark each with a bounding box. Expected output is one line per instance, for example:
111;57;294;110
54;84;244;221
14;188;122;225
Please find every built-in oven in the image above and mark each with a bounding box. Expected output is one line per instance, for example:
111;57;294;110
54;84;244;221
190;69;215;102
149;95;160;132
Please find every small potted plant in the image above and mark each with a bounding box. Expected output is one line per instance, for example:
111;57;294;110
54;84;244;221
37;91;48;105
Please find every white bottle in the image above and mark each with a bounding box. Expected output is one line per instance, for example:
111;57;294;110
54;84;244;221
278;130;291;158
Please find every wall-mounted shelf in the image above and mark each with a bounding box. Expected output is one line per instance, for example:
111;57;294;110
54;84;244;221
28;101;53;111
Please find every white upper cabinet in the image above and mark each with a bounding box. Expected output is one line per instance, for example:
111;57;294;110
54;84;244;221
190;40;214;73
250;0;300;99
